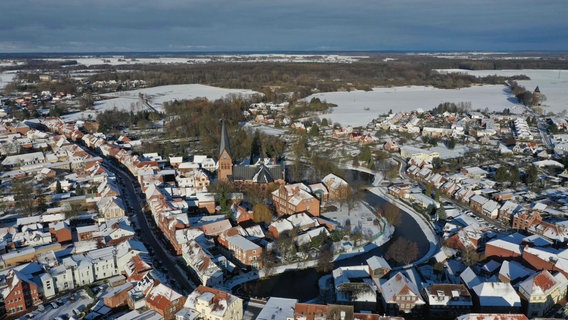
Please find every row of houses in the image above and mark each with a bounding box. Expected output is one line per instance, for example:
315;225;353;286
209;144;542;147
401;157;568;243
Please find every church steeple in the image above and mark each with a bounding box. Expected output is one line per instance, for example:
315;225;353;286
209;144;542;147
218;119;233;181
219;119;232;158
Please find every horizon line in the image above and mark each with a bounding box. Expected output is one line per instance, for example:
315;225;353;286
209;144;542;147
1;50;568;57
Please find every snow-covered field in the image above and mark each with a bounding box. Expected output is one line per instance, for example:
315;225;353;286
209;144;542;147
43;54;367;67
0;71;18;91
242;123;287;136
63;84;260;121
307;69;568;127
306;85;524;127
437;69;568;115
323;202;382;239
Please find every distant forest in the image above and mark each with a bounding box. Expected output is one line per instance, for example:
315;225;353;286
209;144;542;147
6;53;568;100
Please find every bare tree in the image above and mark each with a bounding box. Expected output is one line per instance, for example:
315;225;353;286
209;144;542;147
380;201;401;226
386;238;419;265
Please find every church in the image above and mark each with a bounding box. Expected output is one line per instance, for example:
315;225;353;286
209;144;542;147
217;120;285;189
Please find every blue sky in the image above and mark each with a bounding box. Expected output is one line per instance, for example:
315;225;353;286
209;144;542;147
1;0;567;53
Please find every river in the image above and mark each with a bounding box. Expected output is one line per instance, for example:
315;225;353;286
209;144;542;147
239;170;430;301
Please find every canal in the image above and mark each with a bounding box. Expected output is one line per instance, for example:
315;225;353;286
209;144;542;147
239;170;430;301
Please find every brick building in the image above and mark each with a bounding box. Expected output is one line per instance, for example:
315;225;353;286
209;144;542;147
0;270;40;316
271;183;320;217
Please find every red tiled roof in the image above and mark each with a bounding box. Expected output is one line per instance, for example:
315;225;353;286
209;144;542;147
294;303;327;318
533;271;556;292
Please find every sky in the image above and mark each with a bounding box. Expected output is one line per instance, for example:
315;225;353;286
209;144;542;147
1;0;567;53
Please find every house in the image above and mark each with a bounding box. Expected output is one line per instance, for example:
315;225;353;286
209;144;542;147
271;183;320;217
232;205;254;224
268;219;294;239
0;270;41;316
309;183;329;204
484;234;523;259
366;256;391;279
103;282;134;308
461;166;488;179
223;235;262;268
322;173;349;201
498;201;520;224
199;220;232;237
471;282;521;313
293;303;330;320
498;260;533;284
333;266;377;311
482;200;500;219
1;151;45;169
469;195;489;214
460;267;481;290
145;283;186;320
97;196;126;220
422;284;472;318
293;303;404;320
256;297;298;320
378;272;425;315
181;240;223;288
512;211;542;230
177;285;242;320
42;264;75;297
388;183;412;199
76;225;100;241
49;221;73;243
518;270;568;318
400;146;440;162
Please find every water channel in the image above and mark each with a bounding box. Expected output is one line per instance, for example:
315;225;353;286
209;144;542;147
239;170;430;301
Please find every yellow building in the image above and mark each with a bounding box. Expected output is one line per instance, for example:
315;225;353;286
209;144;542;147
518;270;568;318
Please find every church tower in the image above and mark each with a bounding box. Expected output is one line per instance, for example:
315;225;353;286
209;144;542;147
533;86;541;106
218;119;233;181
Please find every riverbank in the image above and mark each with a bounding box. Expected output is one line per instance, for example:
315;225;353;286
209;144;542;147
367;186;440;265
223;208;395;291
233;169;437;300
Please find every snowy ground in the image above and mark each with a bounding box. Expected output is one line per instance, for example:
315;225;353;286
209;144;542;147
322;201;382;239
306;69;568;127
242;123;287;136
62;84;260;121
306;84;525;127
20;289;94;320
0;71;18;91
42;54;367;67
437;69;568;115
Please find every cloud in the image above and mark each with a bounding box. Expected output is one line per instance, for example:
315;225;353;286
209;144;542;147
0;0;567;52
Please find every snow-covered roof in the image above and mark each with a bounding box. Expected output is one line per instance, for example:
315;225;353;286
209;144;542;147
256;297;297;320
366;256;390;271
227;235;260;251
472;282;521;307
379;272;424;304
481;260;501;274
460;267;481;289
498;260;533;284
286;212;316;229
518;270;568;298
485;237;522;256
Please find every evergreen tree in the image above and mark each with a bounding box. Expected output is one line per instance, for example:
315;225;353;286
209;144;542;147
56;180;63;194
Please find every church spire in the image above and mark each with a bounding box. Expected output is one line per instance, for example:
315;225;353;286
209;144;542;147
218;119;233;182
219;119;232;158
